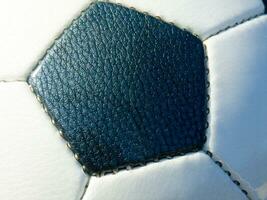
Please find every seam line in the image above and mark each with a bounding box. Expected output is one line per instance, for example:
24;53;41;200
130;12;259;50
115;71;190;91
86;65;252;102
204;12;265;41
80;177;90;200
204;150;258;200
203;40;255;198
0;80;25;83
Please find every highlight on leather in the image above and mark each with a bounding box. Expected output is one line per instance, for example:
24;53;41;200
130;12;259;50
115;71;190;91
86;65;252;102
28;2;207;174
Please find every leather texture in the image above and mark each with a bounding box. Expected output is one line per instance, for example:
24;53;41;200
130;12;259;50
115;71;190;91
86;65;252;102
84;153;246;200
0;82;88;200
111;0;265;39
28;2;207;174
205;15;267;200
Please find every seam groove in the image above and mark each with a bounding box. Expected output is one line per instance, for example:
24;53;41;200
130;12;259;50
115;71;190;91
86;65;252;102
0;80;25;83
203;42;210;139
80;177;90;200
204;12;265;41
204;150;258;200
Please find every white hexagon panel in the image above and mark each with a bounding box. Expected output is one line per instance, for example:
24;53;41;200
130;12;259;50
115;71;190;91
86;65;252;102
0;82;88;200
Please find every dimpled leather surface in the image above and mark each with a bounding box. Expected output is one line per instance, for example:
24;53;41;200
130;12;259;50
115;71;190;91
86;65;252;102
28;2;207;174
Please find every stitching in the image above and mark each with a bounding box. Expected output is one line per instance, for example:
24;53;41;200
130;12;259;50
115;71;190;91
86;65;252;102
27;0;102;177
202;38;261;200
27;1;97;76
32;80;205;176
28;84;91;200
203;43;210;132
80;177;90;200
204;150;258;200
27;0;207;177
103;0;202;40
105;0;265;41
204;12;265;41
28;0;201;77
31;81;204;177
202;12;264;200
201;37;251;199
28;84;90;174
28;46;204;176
0;80;25;83
203;37;257;200
95;148;202;177
203;34;255;200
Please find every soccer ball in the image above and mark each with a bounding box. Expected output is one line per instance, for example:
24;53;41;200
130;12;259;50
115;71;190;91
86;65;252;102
0;0;267;200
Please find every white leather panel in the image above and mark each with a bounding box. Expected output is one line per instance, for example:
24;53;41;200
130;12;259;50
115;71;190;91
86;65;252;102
0;0;264;81
111;0;264;39
205;15;267;200
0;0;91;81
0;82;88;200
84;153;246;200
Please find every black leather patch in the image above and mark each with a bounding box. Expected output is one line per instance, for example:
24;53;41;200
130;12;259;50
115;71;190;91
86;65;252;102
263;0;267;13
28;2;207;174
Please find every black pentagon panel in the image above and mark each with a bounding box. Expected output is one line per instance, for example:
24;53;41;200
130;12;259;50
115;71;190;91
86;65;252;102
28;2;207;174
